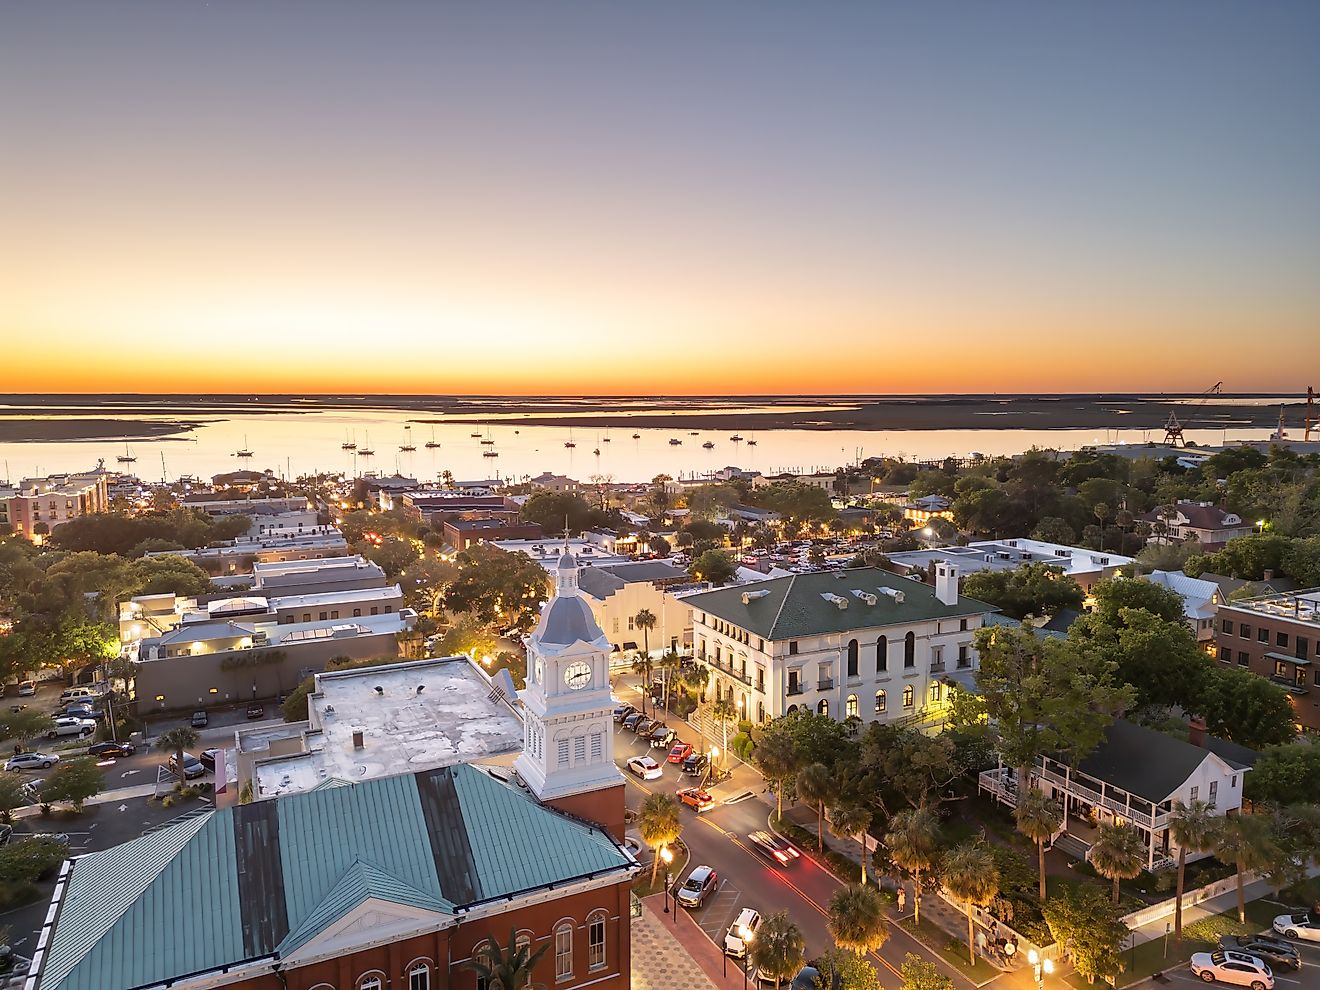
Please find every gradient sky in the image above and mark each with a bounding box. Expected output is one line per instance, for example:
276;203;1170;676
3;2;1318;395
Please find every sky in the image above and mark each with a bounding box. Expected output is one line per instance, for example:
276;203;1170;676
2;2;1318;395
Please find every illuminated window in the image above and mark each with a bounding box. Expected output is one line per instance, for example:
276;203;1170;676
845;694;858;718
875;690;886;714
902;685;914;708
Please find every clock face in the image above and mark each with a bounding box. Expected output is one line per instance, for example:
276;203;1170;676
564;661;592;691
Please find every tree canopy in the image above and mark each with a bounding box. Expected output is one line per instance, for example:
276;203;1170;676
443;544;549;634
960;563;1085;620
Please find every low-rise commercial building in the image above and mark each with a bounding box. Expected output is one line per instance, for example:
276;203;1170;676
145;527;347;575
888;538;1133;594
251;555;388;597
901;494;954;526
576;559;697;658
1213;588;1320;733
443;518;543;551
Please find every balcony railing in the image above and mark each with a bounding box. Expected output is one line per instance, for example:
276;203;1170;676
786;684;804;696
1036;765;1165;829
1270;674;1309;695
930;661;946;673
816;678;834;691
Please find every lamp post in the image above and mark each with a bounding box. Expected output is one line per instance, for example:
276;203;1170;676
708;746;719;788
660;846;673;914
739;926;753;990
1256;519;1267;535
1027;949;1053;990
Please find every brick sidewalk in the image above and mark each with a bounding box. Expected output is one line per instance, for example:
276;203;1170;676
633;894;758;990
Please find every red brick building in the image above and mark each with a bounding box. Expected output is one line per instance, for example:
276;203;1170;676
1213;588;1320;734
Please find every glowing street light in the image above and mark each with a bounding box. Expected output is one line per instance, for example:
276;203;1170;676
1028;949;1053;990
660;846;674;913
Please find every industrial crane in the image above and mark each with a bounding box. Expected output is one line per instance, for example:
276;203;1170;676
1161;381;1223;447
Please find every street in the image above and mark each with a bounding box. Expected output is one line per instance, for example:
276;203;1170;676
614;718;973;990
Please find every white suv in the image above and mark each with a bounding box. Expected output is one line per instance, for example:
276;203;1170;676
1191;950;1274;989
724;908;761;958
46;717;96;739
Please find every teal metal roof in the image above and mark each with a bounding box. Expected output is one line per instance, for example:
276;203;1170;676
38;764;633;990
685;566;995;640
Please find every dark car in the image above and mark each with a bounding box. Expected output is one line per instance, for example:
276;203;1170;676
190;710;208;728
747;830;802;867
245;704;265;720
61;705;102;720
87;741;135;759
167;752;206;779
1218;935;1301;971
633;718;656;736
622;712;645;731
200;749;219;773
612;704;636;723
682;752;709;776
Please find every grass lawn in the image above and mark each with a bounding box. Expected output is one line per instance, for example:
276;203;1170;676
1061;900;1281;990
897;915;1001;984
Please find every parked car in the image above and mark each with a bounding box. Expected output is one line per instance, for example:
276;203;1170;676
633;718;656;736
5;752;59;772
59;687;99;704
1273;912;1320;942
190;711;208;728
649;726;675;748
46;717;96;739
1217;936;1300;972
245;704;265;720
167;752;206;779
60;704;101;720
681;752;709;776
621;712;645;731
1191;950;1273;989
16;682;35;697
724;907;761;957
747;830;801;867
87;741;135;759
200;749;220;773
20;781;42;802
612;704;636;723
675;865;718;908
626;756;663;781
667;742;694;763
676;787;715;813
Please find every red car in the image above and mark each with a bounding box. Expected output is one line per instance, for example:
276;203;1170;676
667;742;693;764
677;787;715;813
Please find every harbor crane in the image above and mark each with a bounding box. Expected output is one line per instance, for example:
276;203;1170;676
1161;381;1223;447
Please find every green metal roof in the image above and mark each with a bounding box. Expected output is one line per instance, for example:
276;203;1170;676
685;567;995;641
37;765;633;990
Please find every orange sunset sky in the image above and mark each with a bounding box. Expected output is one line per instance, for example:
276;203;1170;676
3;4;1318;395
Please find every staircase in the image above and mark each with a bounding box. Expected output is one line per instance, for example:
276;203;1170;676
1052;832;1091;862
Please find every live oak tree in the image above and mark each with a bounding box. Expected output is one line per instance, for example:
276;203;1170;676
812;948;882;990
1246;742;1320;806
444;542;549;634
960;563;1085;620
1197;666;1297;750
1042;884;1128;985
898;953;954;990
40;757;104;812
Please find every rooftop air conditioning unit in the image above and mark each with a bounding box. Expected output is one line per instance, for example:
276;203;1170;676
878;587;905;604
821;593;849;609
857;592;878;606
741;590;771;605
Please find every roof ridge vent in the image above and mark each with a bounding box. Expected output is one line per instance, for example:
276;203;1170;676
877;587;905;605
851;590;878;605
820;592;849;609
741;589;771;604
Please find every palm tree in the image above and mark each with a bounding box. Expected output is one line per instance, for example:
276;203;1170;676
829;804;874;884
635;608;657;662
1014;790;1063;901
1215;813;1280;923
1090;821;1146;905
682;662;711;751
884;806;940;926
1093;502;1111;549
158;726;200;786
753;730;799;821
637;792;682;884
657;648;681;711
942;841;1001;966
1168;800;1220;942
796;762;833;853
709;696;739;774
827;883;889;956
465;926;550;990
748;911;806;989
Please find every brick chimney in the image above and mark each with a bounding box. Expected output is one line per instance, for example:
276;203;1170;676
1262;569;1274;582
1188;716;1207;748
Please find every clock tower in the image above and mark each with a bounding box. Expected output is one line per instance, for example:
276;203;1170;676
515;548;626;839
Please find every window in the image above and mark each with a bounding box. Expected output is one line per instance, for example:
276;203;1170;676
757;700;765;722
958;645;970;668
846;694;858;718
628;616;635;631
1231;774;1238;787
1190;785;1199;801
474;943;493;990
787;670;800;694
588;913;607;969
319;611;328;621
370;606;379;615
331;610;339;619
1222;619;1234;635
1238;651;1249;666
902;685;914;708
555;923;573;979
875;690;887;714
1208;780;1218;807
1218;646;1229;662
960;618;968;631
789;641;799;655
359;977;384;990
353;608;362;617
1257;628;1268;643
574;735;586;763
590;731;603;761
557;738;570;767
928;682;942;703
904;632;915;669
932;646;943;668
1276;631;1289;648
876;636;888;673
408;964;430;990
817;699;829;716
1239;624;1250;639
846;639;859;678
756;667;765;692
612;618;619;635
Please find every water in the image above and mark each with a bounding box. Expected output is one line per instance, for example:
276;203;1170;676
0;404;1280;485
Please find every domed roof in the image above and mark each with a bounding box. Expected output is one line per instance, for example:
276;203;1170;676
558;550;577;570
533;594;601;647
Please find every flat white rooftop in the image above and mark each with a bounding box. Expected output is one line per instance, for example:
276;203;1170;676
267;584;402;610
249;654;524;799
252;555;368;577
492;538;629;571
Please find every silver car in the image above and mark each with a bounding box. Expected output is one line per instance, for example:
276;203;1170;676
5;752;60;772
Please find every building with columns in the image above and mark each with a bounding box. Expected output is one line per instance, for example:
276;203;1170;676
683;564;995;729
28;552;637;990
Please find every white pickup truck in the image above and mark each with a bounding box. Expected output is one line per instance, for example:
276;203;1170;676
46;717;96;739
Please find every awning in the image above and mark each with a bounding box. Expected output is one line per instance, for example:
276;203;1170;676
1266;651;1312;666
622;641;638;650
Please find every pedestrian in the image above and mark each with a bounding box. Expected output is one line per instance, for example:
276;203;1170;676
897;886;907;914
975;930;988;959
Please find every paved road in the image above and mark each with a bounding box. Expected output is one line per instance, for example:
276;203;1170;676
614;720;971;990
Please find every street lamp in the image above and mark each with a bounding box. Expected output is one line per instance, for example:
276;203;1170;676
739;926;754;990
660;846;674;914
1256;519;1267;535
1027;949;1053;990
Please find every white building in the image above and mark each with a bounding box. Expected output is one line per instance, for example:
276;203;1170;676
1141;570;1224;643
575;559;699;660
683;564;994;728
888;538;1133;594
492;538;630;571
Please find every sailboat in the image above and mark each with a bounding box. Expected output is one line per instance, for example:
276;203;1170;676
480;427;495;446
668;438;682;445
602;428;611;443
399;425;416;452
116;443;137;464
235;435;254;458
746;432;758;446
730;434;744;442
424;427;441;449
470;425;484;438
341;430;356;451
564;426;576;449
702;441;715;449
358;432;375;456
631;432;641;439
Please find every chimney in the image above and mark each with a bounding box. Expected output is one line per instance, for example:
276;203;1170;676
935;562;959;606
1262;569;1274;582
352;730;365;749
1188;716;1206;748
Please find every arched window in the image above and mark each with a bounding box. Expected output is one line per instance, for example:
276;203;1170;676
472;943;493;990
846;639;859;678
407;962;430;990
929;681;942;704
902;685;914;708
845;694;858;718
757;700;765;723
787;704;800;714
588;910;608;970
817;699;829;716
875;690;887;714
903;632;916;669
555;922;574;980
358;974;385;990
876;636;888;673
